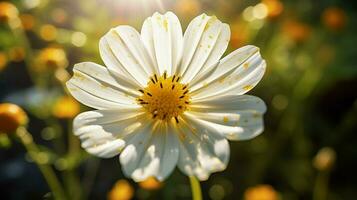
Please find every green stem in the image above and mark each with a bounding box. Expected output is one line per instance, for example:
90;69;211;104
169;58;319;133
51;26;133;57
189;176;202;200
313;170;330;200
16;127;67;200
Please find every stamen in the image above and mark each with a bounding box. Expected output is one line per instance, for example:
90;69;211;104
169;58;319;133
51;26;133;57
137;74;190;121
151;78;156;83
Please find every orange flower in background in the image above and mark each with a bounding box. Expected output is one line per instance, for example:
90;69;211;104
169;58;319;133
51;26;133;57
174;0;201;18
282;20;311;43
262;0;284;19
52;96;80;119
0;2;19;23
138;177;163;190
313;147;336;171
108;180;134;200
35;47;68;71
9;47;26;62
20;14;35;30
0;52;8;72
322;7;347;31
0;103;28;134
230;21;249;48
244;185;279;200
51;8;68;24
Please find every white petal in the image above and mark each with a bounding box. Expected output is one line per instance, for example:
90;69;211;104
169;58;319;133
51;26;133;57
185;111;264;141
100;26;152;87
181;18;230;84
190;95;267;113
73;109;146;158
189;95;266;140
120;122;179;182
66;62;140;109
176;14;210;76
190;45;265;100
176;117;230;181
141;12;183;75
99;36;142;88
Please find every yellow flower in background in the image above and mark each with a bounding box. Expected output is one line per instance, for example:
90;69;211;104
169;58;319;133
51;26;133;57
313;147;336;171
108;180;134;200
52;96;80;119
244;185;279;200
138;177;163;190
0;2;19;23
0;52;8;72
9;47;26;62
35;47;68;71
322;7;347;31
282;20;311;43
39;24;58;41
0;103;28;134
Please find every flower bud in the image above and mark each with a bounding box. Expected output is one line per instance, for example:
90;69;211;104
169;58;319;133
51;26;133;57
244;185;279;200
0;103;28;133
313;147;336;171
138;177;163;190
35;47;68;71
108;180;134;200
52;96;80;119
322;7;347;31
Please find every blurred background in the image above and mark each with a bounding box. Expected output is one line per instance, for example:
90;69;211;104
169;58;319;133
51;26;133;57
0;0;356;199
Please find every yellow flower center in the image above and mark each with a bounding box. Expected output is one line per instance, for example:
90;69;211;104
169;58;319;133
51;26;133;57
138;73;190;122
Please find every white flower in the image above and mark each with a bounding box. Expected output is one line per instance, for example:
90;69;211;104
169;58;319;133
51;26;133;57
66;12;267;182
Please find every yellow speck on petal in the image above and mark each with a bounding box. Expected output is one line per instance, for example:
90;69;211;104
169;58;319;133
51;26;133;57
253;112;261;118
218;77;225;83
243;85;253;91
163;19;169;32
73;71;86;80
244;62;249;69
223;116;229;123
204;16;217;31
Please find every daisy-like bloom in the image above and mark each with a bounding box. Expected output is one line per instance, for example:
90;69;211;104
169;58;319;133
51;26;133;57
67;12;267;181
